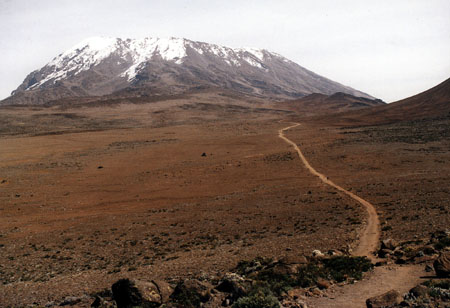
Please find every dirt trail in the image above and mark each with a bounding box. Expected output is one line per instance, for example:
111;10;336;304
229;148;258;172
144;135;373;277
279;123;380;259
306;264;426;308
279;123;427;308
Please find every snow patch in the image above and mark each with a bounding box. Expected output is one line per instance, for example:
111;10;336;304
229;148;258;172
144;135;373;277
25;37;283;90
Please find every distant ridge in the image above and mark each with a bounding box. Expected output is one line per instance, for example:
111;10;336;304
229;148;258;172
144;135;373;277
315;77;450;126
278;92;385;116
2;37;373;105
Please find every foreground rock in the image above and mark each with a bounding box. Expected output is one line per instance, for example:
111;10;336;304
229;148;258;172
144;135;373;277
111;279;171;308
365;290;402;308
433;251;450;277
170;279;211;307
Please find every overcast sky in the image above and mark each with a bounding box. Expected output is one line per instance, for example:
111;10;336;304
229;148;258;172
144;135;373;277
0;0;449;102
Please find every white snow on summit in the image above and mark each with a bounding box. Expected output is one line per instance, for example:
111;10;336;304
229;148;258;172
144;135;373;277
26;37;287;90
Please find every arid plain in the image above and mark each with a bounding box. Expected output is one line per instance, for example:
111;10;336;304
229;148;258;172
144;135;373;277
0;87;449;307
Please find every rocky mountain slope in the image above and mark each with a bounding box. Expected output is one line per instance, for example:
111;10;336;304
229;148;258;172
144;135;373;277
2;37;373;105
314;77;450;126
278;92;385;116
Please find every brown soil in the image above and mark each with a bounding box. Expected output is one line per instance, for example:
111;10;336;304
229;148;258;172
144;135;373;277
0;89;447;307
0;95;365;306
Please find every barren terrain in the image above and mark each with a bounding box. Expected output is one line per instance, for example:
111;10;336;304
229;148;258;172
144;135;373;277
0;89;448;307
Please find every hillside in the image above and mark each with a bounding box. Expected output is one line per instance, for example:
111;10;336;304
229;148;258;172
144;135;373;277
314;77;450;126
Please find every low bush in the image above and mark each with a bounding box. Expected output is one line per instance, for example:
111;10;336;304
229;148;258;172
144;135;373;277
232;288;280;308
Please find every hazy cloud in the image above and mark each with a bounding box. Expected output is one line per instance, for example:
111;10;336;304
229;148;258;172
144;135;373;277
0;0;449;102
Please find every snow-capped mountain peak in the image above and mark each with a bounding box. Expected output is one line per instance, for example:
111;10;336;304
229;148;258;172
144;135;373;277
27;37;277;89
6;36;373;105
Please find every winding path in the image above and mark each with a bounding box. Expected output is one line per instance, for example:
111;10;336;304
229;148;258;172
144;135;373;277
278;123;427;307
278;123;380;259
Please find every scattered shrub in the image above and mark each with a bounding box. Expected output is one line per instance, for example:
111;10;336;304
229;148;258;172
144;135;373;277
322;256;373;282
434;236;450;250
232;290;280;308
296;262;326;287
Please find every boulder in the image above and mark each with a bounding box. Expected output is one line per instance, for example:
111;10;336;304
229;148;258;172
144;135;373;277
216;272;248;299
381;239;397;251
112;279;162;308
433;251;450;277
170;279;211;307
366;290;402;308
152;280;173;303
409;285;429;298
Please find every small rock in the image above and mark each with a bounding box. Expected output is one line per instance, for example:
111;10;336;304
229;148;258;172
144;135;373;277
201;152;207;157
395;257;407;264
327;249;343;256
366;290;402;308
312;250;324;258
280;255;308;265
273;263;299;275
416;250;425;257
433;251;450;277
281;298;308;308
287;288;307;300
375;260;387;267
423;245;437;255
97;166;103;169
316;278;330;290
60;296;84;306
425;264;433;272
378;249;393;258
414;255;435;264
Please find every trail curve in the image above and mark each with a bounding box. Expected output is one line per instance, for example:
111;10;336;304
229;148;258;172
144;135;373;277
278;123;380;259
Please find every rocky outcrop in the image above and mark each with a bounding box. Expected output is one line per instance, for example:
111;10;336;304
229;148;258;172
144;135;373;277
366;290;402;308
111;279;172;308
433;252;450;278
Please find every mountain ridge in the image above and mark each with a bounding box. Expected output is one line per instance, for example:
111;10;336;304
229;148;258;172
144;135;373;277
2;36;374;105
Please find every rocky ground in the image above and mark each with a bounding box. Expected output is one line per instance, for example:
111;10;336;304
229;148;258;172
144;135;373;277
0;93;448;307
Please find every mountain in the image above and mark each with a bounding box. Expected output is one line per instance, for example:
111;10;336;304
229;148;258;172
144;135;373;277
2;37;373;105
315;77;450;126
277;92;385;116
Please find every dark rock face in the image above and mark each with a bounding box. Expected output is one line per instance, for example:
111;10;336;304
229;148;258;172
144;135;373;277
111;279;163;308
169;279;211;308
409;285;429;298
366;290;402;308
2;37;373;105
433;252;450;277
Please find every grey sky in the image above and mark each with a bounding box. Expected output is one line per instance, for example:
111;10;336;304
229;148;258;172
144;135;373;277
0;0;449;102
